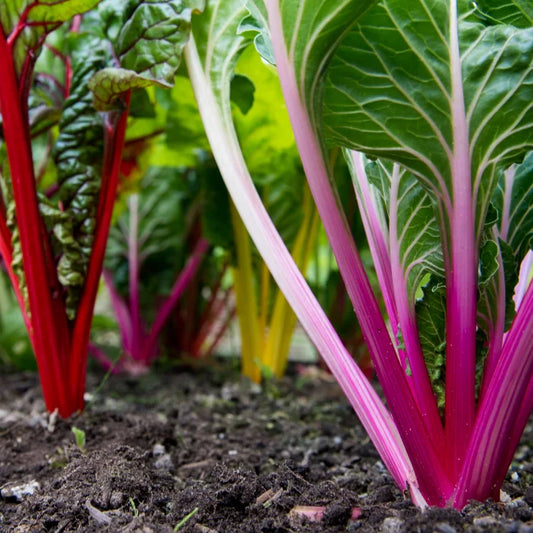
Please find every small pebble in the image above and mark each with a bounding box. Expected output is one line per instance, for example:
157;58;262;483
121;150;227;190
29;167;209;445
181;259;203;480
154;454;174;470
435;523;457;533
152;443;165;457
381;516;404;533
1;480;40;502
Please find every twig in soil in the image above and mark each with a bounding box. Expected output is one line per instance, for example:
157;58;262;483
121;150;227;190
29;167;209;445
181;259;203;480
195;525;218;533
288;505;362;523
255;487;284;508
174;507;199;531
85;499;112;526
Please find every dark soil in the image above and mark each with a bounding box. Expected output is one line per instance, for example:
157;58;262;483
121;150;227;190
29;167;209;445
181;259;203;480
0;363;532;532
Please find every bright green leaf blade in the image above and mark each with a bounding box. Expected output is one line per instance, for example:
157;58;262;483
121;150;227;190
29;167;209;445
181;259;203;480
27;0;101;22
324;0;533;238
475;0;533;27
116;0;205;85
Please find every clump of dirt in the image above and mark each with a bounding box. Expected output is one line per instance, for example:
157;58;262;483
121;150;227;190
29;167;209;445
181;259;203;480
0;364;532;532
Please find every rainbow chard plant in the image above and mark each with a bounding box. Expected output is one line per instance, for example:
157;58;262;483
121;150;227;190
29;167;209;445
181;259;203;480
0;0;202;417
185;0;533;508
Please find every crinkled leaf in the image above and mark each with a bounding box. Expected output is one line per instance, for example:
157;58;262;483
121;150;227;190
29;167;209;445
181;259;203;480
115;0;205;84
324;0;533;243
415;277;446;409
475;0;533;27
0;0;99;77
88;67;170;111
53;46;107;319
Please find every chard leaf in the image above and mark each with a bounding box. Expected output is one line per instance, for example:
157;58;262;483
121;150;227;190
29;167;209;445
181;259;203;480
479;153;533;333
475;0;533;28
88;67;170;111
27;0;101;23
0;0;99;77
365;159;444;300
324;0;533;242
249;0;379;126
479;239;500;287
230;74;255;115
105;167;190;306
115;0;204;85
415;277;447;409
495;153;533;261
89;0;205;110
53;47;107;319
240;1;274;65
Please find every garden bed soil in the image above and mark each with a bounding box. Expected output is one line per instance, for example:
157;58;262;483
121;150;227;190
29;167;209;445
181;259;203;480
0;362;532;532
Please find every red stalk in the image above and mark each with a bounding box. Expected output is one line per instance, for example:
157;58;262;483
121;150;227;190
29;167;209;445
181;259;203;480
0;27;71;415
70;91;131;411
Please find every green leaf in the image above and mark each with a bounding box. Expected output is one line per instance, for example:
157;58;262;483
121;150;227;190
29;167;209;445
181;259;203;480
0;0;99;77
189;0;251;123
115;0;205;85
200;160;234;251
105;167;191;304
240;1;275;65
53;46;107;319
230;74;255;115
415;277;447;409
475;0;533;28
88;67;170;111
364;158;444;300
27;0;101;23
479;239;500;287
249;0;378;126
324;0;533;241
495;153;533;261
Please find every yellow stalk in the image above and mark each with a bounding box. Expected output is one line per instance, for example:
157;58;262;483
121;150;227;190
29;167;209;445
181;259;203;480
264;185;321;376
230;202;261;382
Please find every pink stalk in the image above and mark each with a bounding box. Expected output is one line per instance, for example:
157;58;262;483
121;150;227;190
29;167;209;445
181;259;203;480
103;269;134;355
479;255;506;402
185;34;436;507
388;165;445;447
348;152;397;327
127;193;143;357
444;0;477;476
264;0;449;503
140;237;209;364
453;281;533;507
